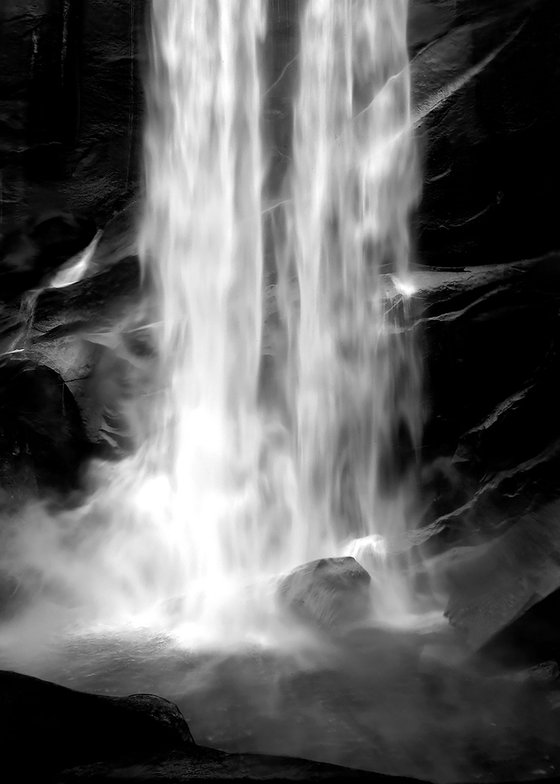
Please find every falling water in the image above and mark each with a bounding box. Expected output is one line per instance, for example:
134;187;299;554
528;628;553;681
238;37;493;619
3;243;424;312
277;0;421;620
132;0;421;626
0;0;423;636
135;0;269;623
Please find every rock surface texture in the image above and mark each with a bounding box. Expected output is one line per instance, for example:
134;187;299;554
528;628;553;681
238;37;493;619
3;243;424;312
411;0;560;267
0;0;146;228
277;557;372;632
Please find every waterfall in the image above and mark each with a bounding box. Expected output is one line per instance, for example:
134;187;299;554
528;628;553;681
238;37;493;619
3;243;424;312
278;0;421;620
136;0;269;622
1;0;422;636
133;0;421;625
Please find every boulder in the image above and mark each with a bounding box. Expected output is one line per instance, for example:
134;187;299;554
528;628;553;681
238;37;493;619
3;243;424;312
0;670;194;777
277;557;372;632
0;358;90;502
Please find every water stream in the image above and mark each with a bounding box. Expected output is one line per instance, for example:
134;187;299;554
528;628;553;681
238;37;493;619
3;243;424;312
122;0;424;630
0;0;428;642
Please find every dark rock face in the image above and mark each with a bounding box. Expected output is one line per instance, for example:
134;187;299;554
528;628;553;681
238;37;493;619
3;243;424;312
480;588;560;671
428;500;560;650
255;0;560;269
31;252;141;336
409;258;560;662
0;670;194;776
277;557;372;632
417;257;560;540
2;0;558;273
0;358;90;502
0;0;146;229
0;211;96;300
412;0;560;267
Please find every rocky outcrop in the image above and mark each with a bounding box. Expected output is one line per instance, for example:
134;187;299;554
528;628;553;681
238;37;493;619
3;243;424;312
277;557;372;633
0;0;146;229
412;0;560;267
0;211;96;300
2;0;559;273
408;257;560;661
417;256;560;540
428;501;560;650
0;669;193;777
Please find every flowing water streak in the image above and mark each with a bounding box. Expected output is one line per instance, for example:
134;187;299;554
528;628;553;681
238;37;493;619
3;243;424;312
277;0;421;621
135;0;268;621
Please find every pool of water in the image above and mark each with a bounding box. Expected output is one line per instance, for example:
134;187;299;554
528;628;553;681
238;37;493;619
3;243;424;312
2;618;559;783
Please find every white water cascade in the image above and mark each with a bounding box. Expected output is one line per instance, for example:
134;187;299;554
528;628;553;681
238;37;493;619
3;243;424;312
282;0;421;621
1;0;423;641
135;0;421;625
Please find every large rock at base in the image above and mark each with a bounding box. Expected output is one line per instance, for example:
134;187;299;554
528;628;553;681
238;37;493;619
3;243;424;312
277;557;372;633
0;670;194;776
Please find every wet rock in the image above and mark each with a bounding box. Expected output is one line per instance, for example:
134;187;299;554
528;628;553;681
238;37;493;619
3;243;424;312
2;0;558;274
412;0;560;267
0;1;146;229
416;257;560;537
24;254;145;447
0;670;194;777
434;501;560;650
31;253;141;337
277;557;372;632
88;200;139;272
408;0;456;55
479;588;560;671
0;212;97;300
0;358;90;500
